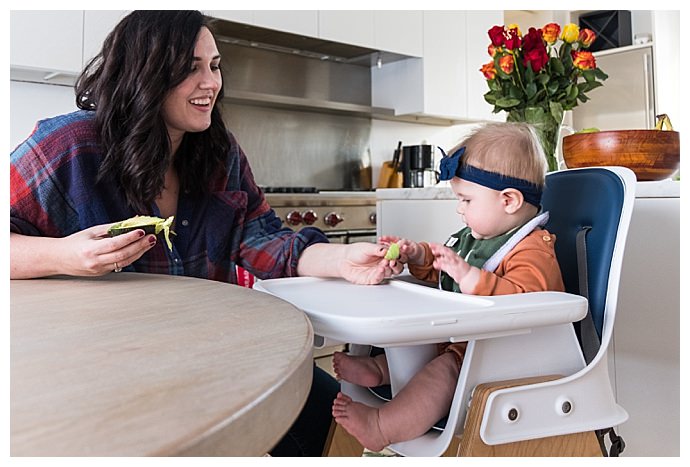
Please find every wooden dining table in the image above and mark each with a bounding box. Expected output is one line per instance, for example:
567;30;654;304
10;273;314;456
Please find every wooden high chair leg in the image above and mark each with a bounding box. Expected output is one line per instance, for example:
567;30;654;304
324;419;364;457
457;376;603;457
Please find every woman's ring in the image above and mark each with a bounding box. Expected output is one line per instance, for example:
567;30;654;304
114;262;123;273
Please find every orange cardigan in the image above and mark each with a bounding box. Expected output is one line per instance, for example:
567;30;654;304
407;229;565;296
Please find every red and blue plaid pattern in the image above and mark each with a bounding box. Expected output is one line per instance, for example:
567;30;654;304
10;110;327;283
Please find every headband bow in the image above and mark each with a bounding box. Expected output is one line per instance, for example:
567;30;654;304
437;146;543;207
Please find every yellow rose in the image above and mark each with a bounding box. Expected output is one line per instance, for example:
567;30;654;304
507;23;522;37
561;23;580;43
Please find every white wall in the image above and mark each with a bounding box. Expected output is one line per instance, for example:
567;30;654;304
10;81;77;151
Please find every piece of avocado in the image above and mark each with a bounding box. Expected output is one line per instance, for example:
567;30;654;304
108;215;175;251
384;242;400;261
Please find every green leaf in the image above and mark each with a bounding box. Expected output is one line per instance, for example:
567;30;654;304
526;82;537;99
495;97;521;109
568;85;579;100
484;91;497;104
583;69;596;83
537;73;550;85
550;57;564;75
594;68;609;80
547;80;559;95
549;101;563;121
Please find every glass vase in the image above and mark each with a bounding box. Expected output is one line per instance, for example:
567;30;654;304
507;106;564;173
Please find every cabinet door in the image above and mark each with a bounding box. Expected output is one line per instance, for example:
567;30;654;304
422;11;467;119
83;11;130;66
319;11;375;49
253;10;318;37
10;11;83;74
374;11;423;57
205;10;254;24
465;11;504;121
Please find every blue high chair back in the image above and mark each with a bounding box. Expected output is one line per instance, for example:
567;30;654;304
542;167;627;361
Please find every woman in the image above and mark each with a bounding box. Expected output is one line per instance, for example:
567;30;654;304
10;11;399;456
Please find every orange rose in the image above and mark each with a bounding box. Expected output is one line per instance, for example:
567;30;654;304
488;44;497;57
480;61;496;80
498;55;515;74
542;23;561;44
578;28;596;48
572;50;596;70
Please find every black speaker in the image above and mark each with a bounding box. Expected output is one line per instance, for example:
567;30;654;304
578;10;632;52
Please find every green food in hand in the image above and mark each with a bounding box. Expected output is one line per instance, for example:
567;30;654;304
384;242;400;260
108;215;176;251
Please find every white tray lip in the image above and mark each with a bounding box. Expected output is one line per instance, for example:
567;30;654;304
254;277;587;347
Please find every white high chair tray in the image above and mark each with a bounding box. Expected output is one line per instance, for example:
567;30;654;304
254;277;587;347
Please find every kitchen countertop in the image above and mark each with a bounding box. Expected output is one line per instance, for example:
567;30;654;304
377;179;680;200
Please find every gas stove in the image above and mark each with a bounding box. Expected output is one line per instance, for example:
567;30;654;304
262;188;377;242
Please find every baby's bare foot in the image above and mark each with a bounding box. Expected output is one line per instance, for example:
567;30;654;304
332;352;385;387
332;392;389;452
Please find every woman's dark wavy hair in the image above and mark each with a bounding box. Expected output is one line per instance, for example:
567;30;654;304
75;10;229;214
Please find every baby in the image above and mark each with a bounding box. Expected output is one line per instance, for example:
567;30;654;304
332;122;565;452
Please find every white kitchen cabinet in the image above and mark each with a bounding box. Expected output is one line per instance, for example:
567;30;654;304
83;11;130;66
611;182;680;456
373;11;423;57
377;179;680;457
205;10;254;24
10;10;83;79
253;10;318;37
464;11;504;121
318;11;375;49
372;10;503;122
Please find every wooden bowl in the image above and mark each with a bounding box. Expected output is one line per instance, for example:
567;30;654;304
562;130;680;181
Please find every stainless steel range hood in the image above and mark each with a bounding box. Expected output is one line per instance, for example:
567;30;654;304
209;18;402;119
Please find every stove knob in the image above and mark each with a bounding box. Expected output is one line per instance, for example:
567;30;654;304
369;212;377;225
324;212;344;227
302;210;318;225
285;210;303;226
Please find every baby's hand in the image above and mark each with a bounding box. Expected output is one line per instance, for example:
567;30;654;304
428;243;471;283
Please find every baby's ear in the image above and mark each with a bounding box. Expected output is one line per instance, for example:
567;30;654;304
500;188;524;214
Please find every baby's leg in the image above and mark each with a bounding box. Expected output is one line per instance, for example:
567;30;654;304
332;351;390;387
332;352;459;450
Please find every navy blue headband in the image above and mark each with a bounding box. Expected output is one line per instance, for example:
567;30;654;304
438;146;543;207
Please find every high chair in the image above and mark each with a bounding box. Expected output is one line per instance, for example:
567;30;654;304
255;166;635;457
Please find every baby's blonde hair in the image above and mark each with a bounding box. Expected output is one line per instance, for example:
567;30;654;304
450;122;546;187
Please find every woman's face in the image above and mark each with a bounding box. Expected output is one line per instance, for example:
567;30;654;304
162;27;222;149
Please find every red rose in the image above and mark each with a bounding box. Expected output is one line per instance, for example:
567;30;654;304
504;26;522;50
488;25;505;46
521;27;549;72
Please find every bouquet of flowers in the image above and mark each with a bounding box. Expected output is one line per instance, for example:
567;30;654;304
480;22;608;171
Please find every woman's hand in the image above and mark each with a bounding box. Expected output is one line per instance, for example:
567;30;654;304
10;223;157;279
297;242;403;285
338;242;404;285
60;223;157;276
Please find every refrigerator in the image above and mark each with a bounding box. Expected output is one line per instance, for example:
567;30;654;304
571;45;655;131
